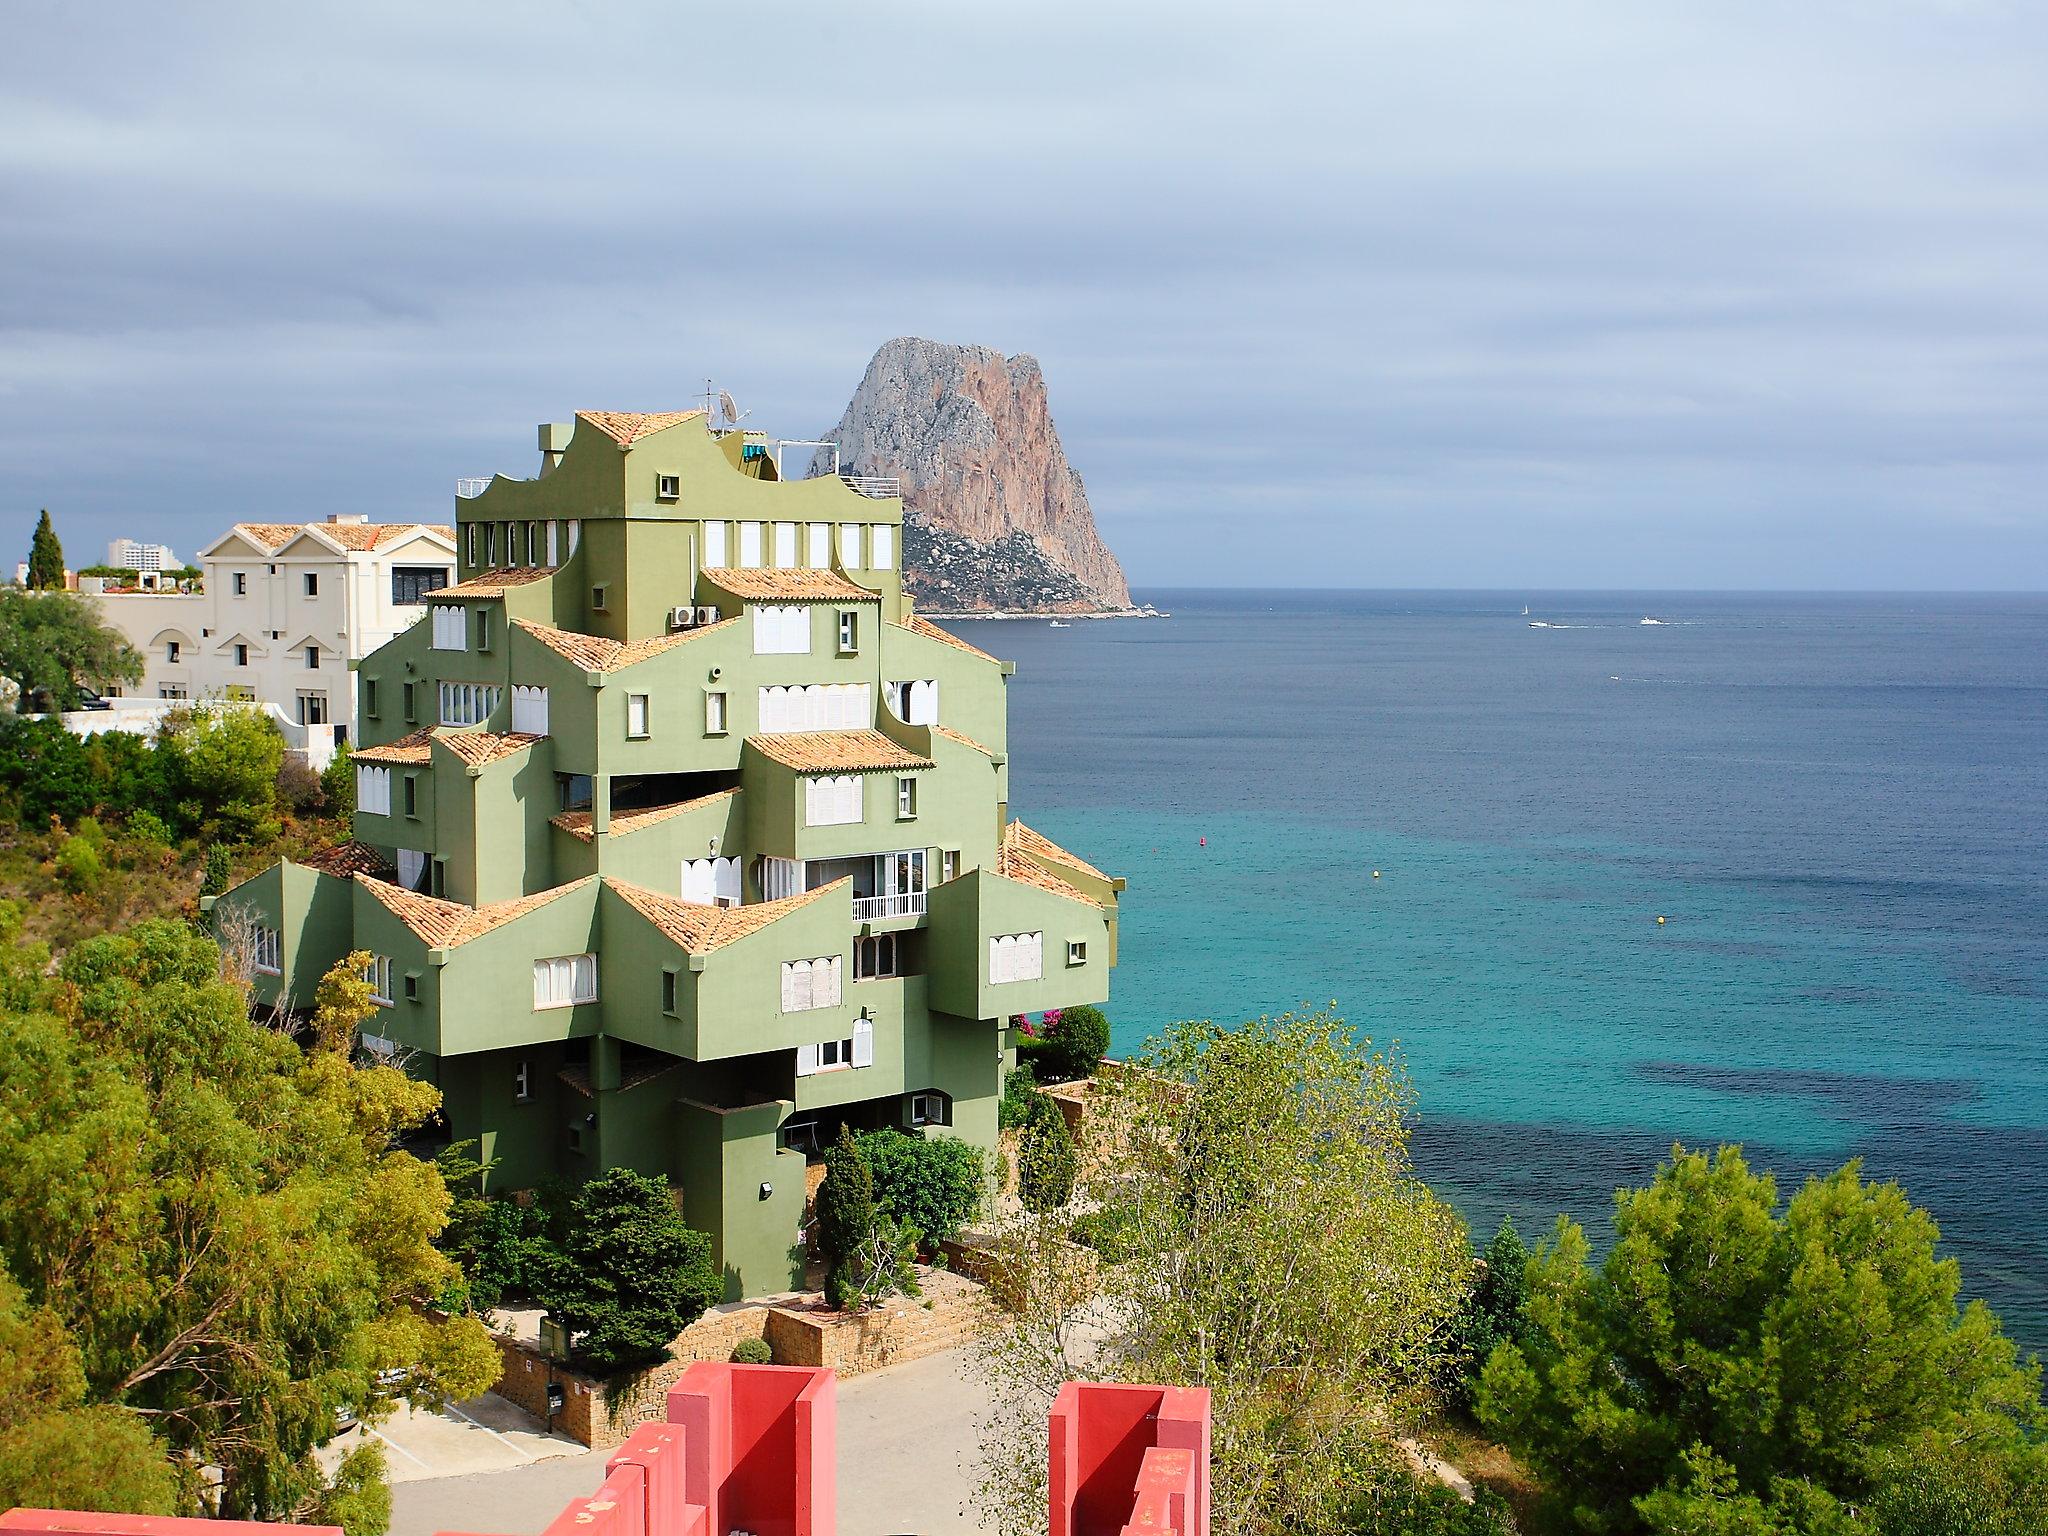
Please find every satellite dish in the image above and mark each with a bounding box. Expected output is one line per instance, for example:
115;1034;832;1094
716;390;741;428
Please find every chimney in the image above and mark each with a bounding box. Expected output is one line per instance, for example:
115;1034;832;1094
327;513;369;525
539;422;573;477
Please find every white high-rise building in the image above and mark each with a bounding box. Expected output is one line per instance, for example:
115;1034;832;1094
107;538;180;573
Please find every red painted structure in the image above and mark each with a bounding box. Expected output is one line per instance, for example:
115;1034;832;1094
1049;1383;1211;1536
1;1369;1207;1536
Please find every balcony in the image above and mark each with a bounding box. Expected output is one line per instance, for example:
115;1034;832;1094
839;473;902;499
455;477;491;498
852;890;926;922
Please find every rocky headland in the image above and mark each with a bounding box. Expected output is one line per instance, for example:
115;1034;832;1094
810;338;1136;614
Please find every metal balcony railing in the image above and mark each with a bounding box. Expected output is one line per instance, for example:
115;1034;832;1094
455;477;491;498
840;474;902;499
851;891;926;921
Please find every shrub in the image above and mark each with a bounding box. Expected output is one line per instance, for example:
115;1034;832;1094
997;1060;1040;1130
1070;1204;1143;1264
1039;1004;1110;1082
854;1129;985;1251
53;837;102;894
1444;1218;1531;1412
442;1194;564;1314
320;743;355;818
730;1337;773;1365
200;844;232;898
1016;1093;1076;1212
817;1126;919;1311
277;754;323;815
126;809;173;847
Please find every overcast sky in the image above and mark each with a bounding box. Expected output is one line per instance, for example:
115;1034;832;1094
4;1;2045;589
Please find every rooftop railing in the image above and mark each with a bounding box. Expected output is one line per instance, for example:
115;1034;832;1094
455;478;491;498
839;473;902;499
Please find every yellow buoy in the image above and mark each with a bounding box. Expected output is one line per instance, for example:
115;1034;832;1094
1372;870;1381;879
1656;915;1667;924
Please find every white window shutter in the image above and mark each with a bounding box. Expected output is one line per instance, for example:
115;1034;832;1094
1023;932;1043;981
397;848;426;890
871;524;894;569
703;521;727;566
795;1042;819;1078
839;523;861;567
774;523;797;567
681;859;711;904
852;1014;873;1068
807;522;830;566
910;679;937;725
740;522;763;567
715;858;742;904
819;955;842;1008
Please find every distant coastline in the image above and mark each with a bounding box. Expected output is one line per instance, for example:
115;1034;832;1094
919;606;1169;621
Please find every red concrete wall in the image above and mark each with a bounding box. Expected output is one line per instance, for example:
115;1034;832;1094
1048;1382;1212;1536
3;1372;1206;1536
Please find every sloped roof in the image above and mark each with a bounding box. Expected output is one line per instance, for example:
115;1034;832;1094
356;874;594;948
895;614;1001;664
749;729;934;774
299;841;394;878
225;521;453;556
350;726;437;765
608;877;846;954
1005;819;1111;883
551;788;740;843
512;616;737;671
576;410;706;447
702;568;874;602
996;821;1102;907
437;566;557;598
931;723;997;757
436;730;544;768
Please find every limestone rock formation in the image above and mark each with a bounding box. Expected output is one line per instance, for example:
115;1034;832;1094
811;338;1132;612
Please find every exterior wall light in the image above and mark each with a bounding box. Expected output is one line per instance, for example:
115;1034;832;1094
759;1182;774;1200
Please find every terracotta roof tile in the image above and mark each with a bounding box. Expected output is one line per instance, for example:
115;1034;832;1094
436;730;544;768
577;410;706;447
513;616;737;672
702;568;875;602
996;822;1103;907
231;521;452;554
299;841;394;878
896;614;1001;665
350;726;437;764
356;874;594;948
438;566;557;598
608;877;846;954
1005;819;1111;883
749;729;933;774
551;788;741;843
931;723;997;757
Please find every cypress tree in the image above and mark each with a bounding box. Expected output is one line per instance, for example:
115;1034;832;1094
26;511;65;590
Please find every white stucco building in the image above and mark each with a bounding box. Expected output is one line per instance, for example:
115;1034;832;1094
107;538;181;573
91;515;455;749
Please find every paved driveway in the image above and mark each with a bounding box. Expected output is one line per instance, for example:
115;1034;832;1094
387;1343;999;1536
332;1392;589;1487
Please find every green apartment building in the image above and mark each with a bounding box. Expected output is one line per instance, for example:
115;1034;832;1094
218;409;1122;1299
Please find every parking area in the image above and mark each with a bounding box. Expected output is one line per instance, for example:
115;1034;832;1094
329;1392;590;1485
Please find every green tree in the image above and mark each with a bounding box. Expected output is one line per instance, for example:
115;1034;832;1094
0;589;142;711
975;1008;1471;1536
816;1126;919;1311
1039;1004;1111;1082
1446;1218;1532;1411
854;1128;985;1251
533;1168;722;1371
1015;1091;1076;1213
0;926;499;1532
322;740;357;818
26;510;65;589
1476;1145;2048;1535
201;842;233;898
158;706;284;844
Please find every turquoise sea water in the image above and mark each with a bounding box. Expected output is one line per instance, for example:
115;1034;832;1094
963;591;2048;1350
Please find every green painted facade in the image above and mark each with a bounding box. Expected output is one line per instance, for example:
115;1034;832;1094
216;410;1122;1300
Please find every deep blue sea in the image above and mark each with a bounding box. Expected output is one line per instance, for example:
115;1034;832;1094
968;590;2048;1353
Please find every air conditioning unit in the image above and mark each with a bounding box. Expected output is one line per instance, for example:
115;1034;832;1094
695;605;721;626
668;605;695;631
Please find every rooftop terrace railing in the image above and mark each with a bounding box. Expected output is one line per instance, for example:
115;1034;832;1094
454;478;491;498
839;473;902;499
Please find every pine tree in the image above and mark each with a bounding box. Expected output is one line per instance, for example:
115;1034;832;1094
26;511;65;590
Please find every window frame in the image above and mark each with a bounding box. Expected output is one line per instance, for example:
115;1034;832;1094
705;690;727;735
533;953;598;1010
838;610;859;654
303;572;318;598
626;693;650;739
896;776;917;820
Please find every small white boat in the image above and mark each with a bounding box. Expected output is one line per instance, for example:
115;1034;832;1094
1640;616;1666;626
1048;620;1070;628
